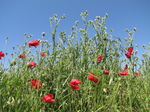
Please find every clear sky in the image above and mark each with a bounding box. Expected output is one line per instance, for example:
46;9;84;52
0;0;150;66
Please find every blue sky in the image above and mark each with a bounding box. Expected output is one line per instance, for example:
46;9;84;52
0;0;150;66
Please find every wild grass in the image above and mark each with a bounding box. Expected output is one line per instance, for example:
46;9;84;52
0;11;149;112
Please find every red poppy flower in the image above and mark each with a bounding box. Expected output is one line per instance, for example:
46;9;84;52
41;52;46;57
124;64;129;70
30;61;37;66
29;61;37;69
28;40;40;47
125;47;133;58
118;71;129;75
42;94;55;103
97;55;103;63
128;47;133;53
0;51;4;59
88;72;98;83
0;51;4;57
103;69;109;75
135;72;142;77
28;79;42;90
70;79;82;90
19;54;26;58
125;52;132;58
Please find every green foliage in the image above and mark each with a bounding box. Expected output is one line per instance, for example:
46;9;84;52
0;11;150;112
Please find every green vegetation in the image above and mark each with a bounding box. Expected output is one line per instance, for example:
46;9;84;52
0;11;149;112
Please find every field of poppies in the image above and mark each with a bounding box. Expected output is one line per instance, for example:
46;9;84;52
0;11;150;112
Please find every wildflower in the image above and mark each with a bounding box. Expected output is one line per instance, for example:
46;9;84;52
19;54;26;58
41;52;46;57
125;47;133;58
124;64;129;70
88;72;98;83
70;78;82;90
28;79;42;90
127;47;133;53
118;71;129;75
103;69;109;75
29;61;37;69
135;72;142;77
133;27;137;32
0;51;4;59
125;52;132;58
28;40;40;47
30;61;36;66
42;94;55;103
42;32;46;36
97;55;103;63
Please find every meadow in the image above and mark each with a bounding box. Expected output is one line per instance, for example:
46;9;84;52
0;11;149;112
